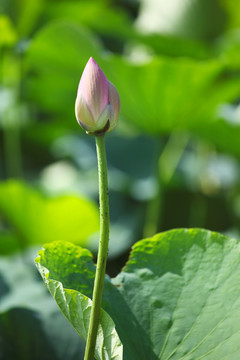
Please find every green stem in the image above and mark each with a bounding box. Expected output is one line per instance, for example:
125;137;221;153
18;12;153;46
2;48;23;178
142;140;163;238
143;132;189;238
84;135;110;360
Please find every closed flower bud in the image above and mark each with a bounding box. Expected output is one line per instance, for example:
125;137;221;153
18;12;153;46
75;57;120;135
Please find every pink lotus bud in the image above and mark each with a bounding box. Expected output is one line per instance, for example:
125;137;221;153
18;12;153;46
75;57;120;135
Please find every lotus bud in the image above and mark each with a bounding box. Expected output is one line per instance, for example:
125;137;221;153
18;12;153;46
75;57;120;135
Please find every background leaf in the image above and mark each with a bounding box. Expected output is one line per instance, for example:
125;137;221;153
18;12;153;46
0;15;17;47
37;229;240;359
25;21;240;157
0;180;99;252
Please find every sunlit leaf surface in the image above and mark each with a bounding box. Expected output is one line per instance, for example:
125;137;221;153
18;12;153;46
0;180;99;249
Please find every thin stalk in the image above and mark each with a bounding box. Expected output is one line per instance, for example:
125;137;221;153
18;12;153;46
3;122;23;178
143;140;163;238
84;134;110;360
2;49;23;178
158;132;189;184
143;132;189;238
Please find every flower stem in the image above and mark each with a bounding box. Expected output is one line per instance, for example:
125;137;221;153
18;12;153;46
84;134;110;360
2;48;23;178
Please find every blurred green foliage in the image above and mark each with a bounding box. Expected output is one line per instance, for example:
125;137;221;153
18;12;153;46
0;180;99;254
0;249;85;359
1;0;240;358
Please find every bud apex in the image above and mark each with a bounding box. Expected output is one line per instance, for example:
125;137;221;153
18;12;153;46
75;57;120;135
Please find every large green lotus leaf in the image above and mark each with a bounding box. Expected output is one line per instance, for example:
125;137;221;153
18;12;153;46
0;180;99;249
37;229;240;359
44;1;210;59
35;244;123;360
25;21;225;130
26;22;240;156
101;56;240;157
100;56;240;134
